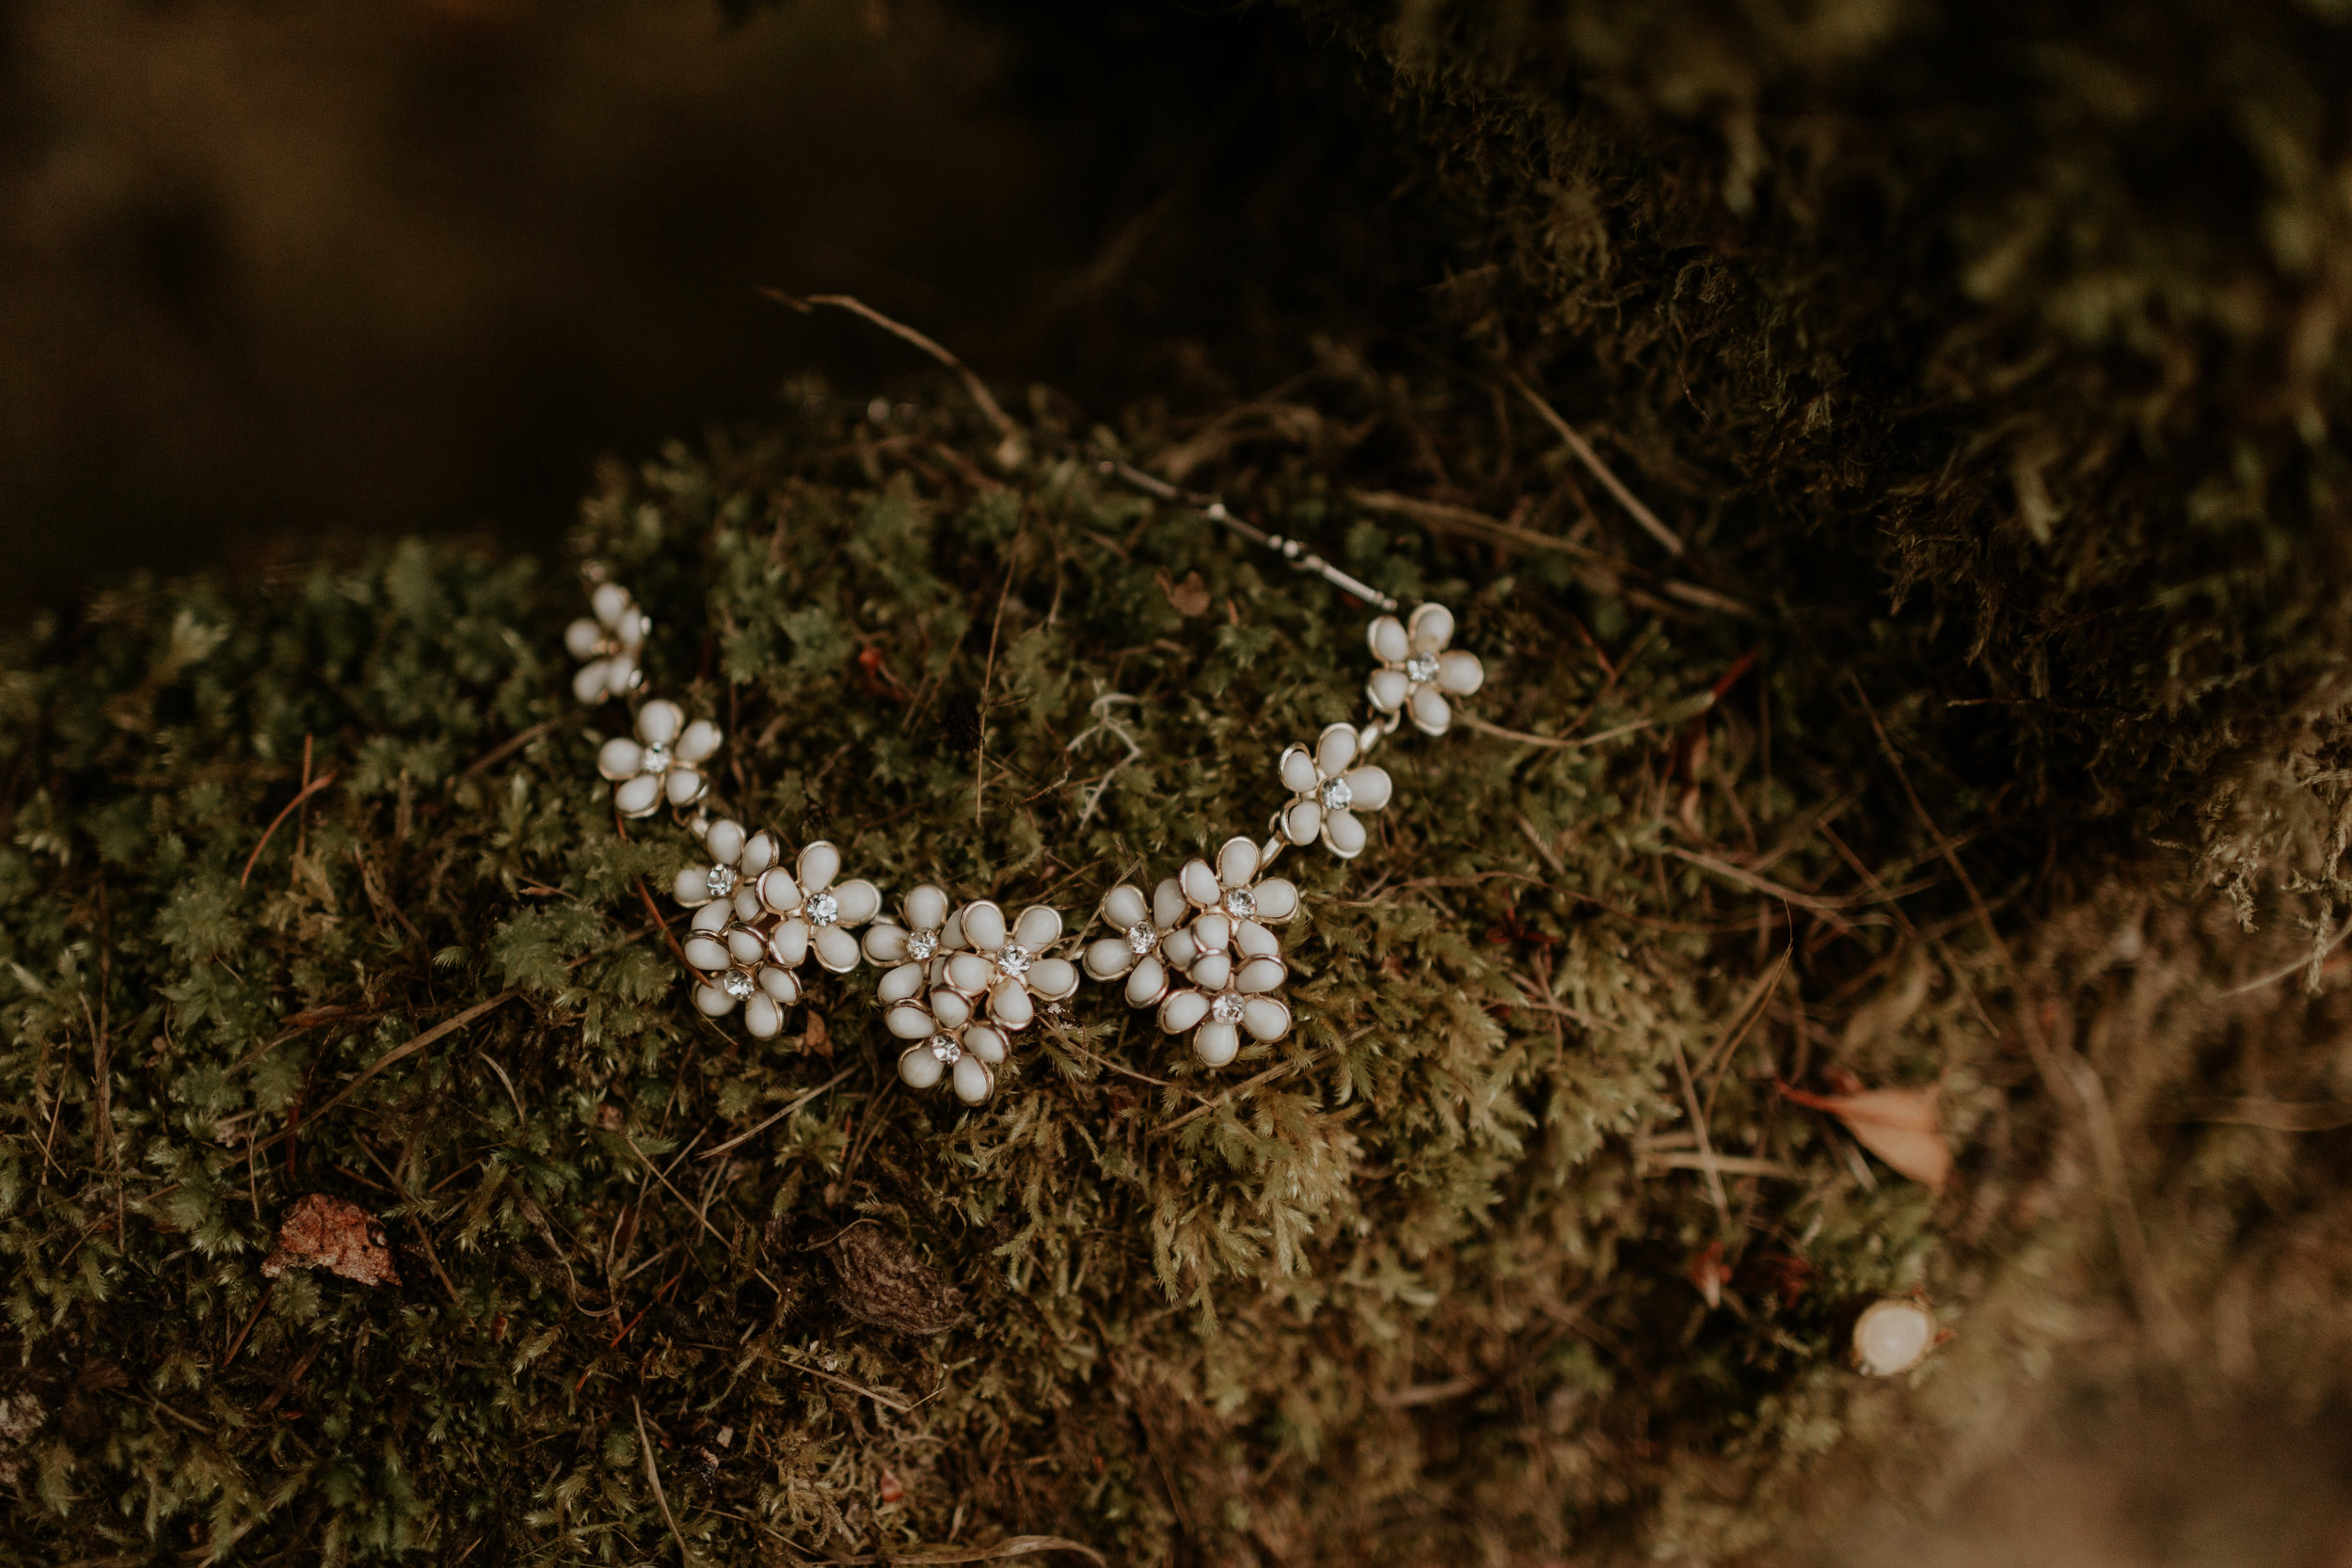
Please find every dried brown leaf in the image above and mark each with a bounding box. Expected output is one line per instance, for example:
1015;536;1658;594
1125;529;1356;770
1781;1084;1951;1190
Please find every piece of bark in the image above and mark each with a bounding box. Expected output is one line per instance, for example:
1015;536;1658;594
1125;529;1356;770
262;1194;401;1287
827;1225;964;1337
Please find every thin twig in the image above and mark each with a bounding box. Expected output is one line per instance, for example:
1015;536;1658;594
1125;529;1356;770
766;291;1025;457
241;770;340;888
265;990;522;1151
463;717;563;777
1508;374;1686;557
699;1069;857;1161
1460;711;1657;751
634;1397;700;1565
1667;1032;1731;1226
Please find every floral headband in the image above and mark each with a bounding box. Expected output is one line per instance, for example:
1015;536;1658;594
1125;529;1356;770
564;465;1486;1107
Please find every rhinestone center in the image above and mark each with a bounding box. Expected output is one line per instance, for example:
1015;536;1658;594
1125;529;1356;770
1211;992;1246;1024
722;970;755;1000
705;864;736;899
808;891;840;927
639;741;673;775
1319;776;1354;812
1125;920;1158;956
1405;651;1439;684
907;929;939;961
928;1032;961;1064
1223;887;1257;919
997;943;1034;979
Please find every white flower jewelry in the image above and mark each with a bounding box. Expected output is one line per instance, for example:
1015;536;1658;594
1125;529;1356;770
549;548;1487;1093
1082;878;1191;1008
1278;723;1393;860
1367;603;1485;736
752;841;882;975
596;699;721;818
565;581;650;703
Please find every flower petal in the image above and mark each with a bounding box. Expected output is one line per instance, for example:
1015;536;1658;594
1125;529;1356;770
944;953;995;997
663;768;705;807
813;927;861;974
1193;1021;1240;1068
636;699;683;747
1158;989;1210;1035
1437;649;1484;696
1189;950;1233;992
693;984;736;1018
614;608;647;649
767;919;809;969
725;926;766;966
691;902;729;934
1160;929;1200;972
1152;878;1188;930
1369;614;1410;664
613;774;662;817
759;966;802;1006
1236;956;1288;993
1242;996;1291;1042
1282;800;1322;846
899;1044;946;1089
1407;602;1454;654
865;924;910;965
741;832;779;876
832;879;882;927
905;884;949;931
572;664;609;704
732;887;763;924
1189;912;1232;953
885;1002;935;1040
965;1024;1009;1064
940;908;967;949
1279;745;1320;796
1013;905;1062;950
1216;836;1260;890
596;737;644;781
1085;937;1136;980
1407;685;1452;736
1180;859;1221;909
672;869;711;908
1344;766;1393;813
676;719;723;764
1028;958;1078;1000
951;1055;994;1104
1104;884;1149;928
1253;879;1299;922
705;819;746;865
1234;920;1281;960
1314;721;1359;778
744;995;783;1039
683;936;729;973
565;617;603;659
796;842;840;895
1125;954;1168;1008
1323;808;1368;859
592;582;631;627
755;869;803;914
991;980;1036;1031
878;961;926;1005
930;988;974;1029
961;901;1007;952
1366;668;1409;714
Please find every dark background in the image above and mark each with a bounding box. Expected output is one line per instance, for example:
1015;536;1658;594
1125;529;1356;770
0;0;1433;617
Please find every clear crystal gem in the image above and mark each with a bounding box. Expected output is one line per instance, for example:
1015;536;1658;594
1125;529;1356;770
928;1032;961;1065
907;929;939;961
1125;920;1157;956
640;741;673;775
1405;652;1438;684
705;864;736;899
808;891;840;927
1211;992;1245;1024
1319;776;1354;811
1223;887;1257;919
997;943;1033;979
722;970;755;1000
